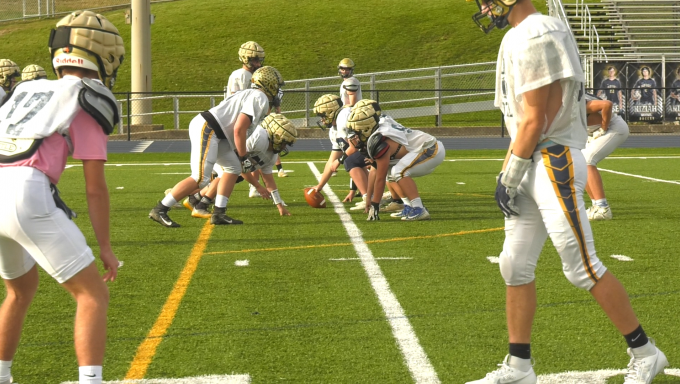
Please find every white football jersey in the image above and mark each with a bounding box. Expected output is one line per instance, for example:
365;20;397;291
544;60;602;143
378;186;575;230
246;126;277;174
0;76;84;139
495;13;587;149
373;115;437;153
585;93;625;133
340;77;362;106
0;88;6;105
226;68;252;97
207;88;269;148
329;107;352;151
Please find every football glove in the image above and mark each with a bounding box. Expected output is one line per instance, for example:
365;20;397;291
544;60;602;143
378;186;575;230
592;128;606;140
495;153;532;218
495;173;519;218
367;202;380;221
239;156;254;174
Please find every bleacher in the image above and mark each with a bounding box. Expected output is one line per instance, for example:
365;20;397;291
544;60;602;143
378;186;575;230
562;0;680;58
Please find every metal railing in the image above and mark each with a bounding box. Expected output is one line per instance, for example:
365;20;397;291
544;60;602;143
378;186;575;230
0;0;175;23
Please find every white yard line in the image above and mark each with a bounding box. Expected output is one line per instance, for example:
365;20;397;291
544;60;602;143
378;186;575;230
599;168;680;185
307;162;440;384
62;374;251;384
330;257;413;261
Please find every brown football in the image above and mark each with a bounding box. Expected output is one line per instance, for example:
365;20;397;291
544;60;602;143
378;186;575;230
304;187;326;208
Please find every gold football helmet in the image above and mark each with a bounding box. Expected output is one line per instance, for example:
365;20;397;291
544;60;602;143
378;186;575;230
346;101;381;143
49;10;125;89
313;94;344;130
238;41;265;69
467;0;518;34
251;66;284;103
21;64;48;81
338;58;355;78
0;59;20;90
262;113;297;157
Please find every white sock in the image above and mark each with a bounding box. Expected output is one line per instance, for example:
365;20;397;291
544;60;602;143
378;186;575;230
161;194;177;208
508;356;532;372
402;197;411;207
411;197;423;209
215;195;229;208
79;365;102;384
631;340;657;358
0;360;12;383
594;198;609;207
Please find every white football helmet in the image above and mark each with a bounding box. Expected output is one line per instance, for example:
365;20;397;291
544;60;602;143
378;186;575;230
21;64;48;81
347;101;381;143
262;113;297;157
239;41;265;70
0;59;20;91
49;10;125;89
313;94;343;129
338;58;355;78
251;66;284;104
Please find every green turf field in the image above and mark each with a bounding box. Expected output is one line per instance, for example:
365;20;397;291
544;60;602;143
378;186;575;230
3;148;679;383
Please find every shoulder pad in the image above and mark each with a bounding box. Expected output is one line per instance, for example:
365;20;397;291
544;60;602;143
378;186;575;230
343;83;360;92
366;133;389;160
77;78;119;135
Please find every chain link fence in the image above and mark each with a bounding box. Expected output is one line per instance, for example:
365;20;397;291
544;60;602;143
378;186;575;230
0;0;171;23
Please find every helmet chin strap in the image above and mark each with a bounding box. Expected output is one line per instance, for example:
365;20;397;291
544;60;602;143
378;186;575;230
472;1;514;34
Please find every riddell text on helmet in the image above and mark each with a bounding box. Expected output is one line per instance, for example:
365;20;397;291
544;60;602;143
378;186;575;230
55;57;84;65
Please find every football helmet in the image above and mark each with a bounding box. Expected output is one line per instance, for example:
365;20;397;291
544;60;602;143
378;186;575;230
467;0;518;34
251;66;284;103
338;58;355;78
346;101;381;143
313;94;343;130
0;59;20;90
21;64;48;81
262;113;297;157
238;41;265;70
49;10;125;89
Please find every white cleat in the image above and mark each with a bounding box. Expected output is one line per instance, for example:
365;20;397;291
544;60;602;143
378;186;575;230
349;200;366;211
249;185;261;198
587;205;613;221
466;355;536;384
278;169;288;178
381;201;404;213
624;342;669;384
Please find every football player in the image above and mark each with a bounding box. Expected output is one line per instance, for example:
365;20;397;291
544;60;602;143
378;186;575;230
310;94;370;206
338;58;362;107
468;0;667;383
0;59;20;104
583;94;629;221
346;101;445;221
0;11;123;383
149;66;284;227
191;114;297;218
21;64;48;82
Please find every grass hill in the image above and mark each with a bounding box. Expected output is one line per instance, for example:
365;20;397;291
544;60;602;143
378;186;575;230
1;0;547;92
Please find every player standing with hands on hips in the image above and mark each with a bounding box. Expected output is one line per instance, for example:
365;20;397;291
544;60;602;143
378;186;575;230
0;10;122;383
466;0;668;383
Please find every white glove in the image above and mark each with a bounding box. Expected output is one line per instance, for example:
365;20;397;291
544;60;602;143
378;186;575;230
592;128;606;140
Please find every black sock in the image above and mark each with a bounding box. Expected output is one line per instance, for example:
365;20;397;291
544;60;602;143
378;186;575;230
276;164;283;171
509;343;531;360
394;199;403;204
624;325;649;349
193;192;202;200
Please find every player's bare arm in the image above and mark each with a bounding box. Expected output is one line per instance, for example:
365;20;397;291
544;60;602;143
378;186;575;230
512;80;562;158
242;171;271;200
83;159;119;282
234;112;253;157
370;147;391;205
314;151;342;191
586;99;613;131
261;173;290;216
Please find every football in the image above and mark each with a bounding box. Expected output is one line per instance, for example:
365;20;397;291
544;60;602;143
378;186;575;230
304;187;326;208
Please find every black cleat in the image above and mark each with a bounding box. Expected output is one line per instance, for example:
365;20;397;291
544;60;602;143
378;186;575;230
183;194;200;211
210;208;243;225
149;205;180;227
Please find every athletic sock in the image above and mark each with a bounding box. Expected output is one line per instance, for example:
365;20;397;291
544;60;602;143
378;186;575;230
0;360;12;384
594;198;609;207
161;194;177;208
393;198;403;204
402;197;412;207
507;355;532;372
215;195;229;209
276;164;283;171
625;324;649;350
193;192;202;201
509;343;531;360
631;340;656;358
411;197;423;209
79;365;102;384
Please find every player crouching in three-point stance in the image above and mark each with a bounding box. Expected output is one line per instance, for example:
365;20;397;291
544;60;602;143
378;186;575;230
583;93;629;221
467;0;667;383
346;101;444;221
0;11;123;383
149;66;284;227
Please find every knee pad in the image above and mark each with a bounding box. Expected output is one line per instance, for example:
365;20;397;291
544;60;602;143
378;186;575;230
344;152;367;172
499;251;536;286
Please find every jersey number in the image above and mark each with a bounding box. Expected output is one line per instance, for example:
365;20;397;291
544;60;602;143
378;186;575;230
2;91;54;136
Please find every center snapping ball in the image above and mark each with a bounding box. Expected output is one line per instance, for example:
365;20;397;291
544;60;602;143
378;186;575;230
304;187;326;208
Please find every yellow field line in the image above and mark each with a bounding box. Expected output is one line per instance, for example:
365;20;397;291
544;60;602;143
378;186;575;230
124;221;214;380
206;227;503;256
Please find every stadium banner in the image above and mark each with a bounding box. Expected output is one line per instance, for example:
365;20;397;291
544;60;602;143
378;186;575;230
593;62;626;115
626;62;663;123
665;62;680;121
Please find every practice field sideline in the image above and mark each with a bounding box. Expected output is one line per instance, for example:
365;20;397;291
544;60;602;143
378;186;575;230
6;150;679;383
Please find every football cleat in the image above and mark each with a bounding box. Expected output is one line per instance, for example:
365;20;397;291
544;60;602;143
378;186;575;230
211;212;243;225
349;199;367;211
278;169;288;178
382;201;404;213
183;194;199;211
391;206;412;218
465;355;536;384
403;207;431;221
587;205;613;221
249;185;261;198
191;207;212;219
149;205;180;228
624;342;668;384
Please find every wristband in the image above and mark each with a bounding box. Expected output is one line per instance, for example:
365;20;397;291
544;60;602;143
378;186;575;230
271;189;283;205
371;202;380;211
500;152;532;188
